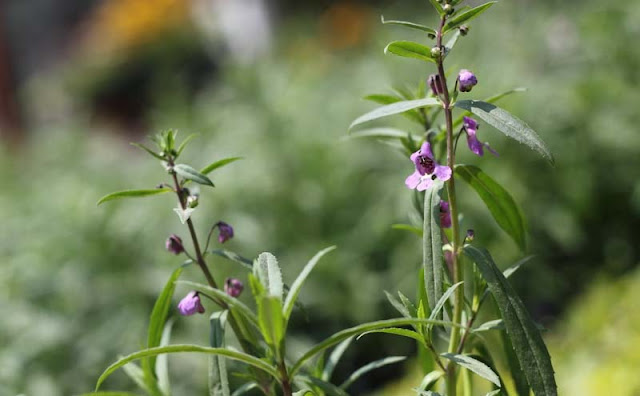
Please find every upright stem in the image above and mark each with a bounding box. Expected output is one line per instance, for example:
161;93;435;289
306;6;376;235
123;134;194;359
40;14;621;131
434;13;464;395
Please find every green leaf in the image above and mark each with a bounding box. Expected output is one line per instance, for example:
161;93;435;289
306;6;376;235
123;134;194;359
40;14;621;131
283;246;336;322
444;30;462;57
200;157;243;176
454;100;554;164
297;375;349;396
501;330;531;396
443;2;497;34
208;249;253;271
350;97;440;130
176;133;198;157
97;188;172;205
423;181;445;312
428;0;445;15
321;337;354;381
455;165;527;251
257;296;285;358
357;328;426;347
385;291;410;318
503;255;535;279
417;370;444;392
472;319;505;333
96;345;279;391
428;281;464;323
384;41;436;63
156;319;174;395
340;356;406;389
391;223;423;237
174;164;215;187
121;362;159;396
440;353;501;387
462;245;558;395
131;142;164;160
452;88;527;129
381;16;436;35
231;383;259;396
209;311;231;396
146;267;183;373
78;393;143;396
416;391;442;396
254;252;284;301
486;390;502;396
178;280;259;327
346;128;418;141
290;317;463;376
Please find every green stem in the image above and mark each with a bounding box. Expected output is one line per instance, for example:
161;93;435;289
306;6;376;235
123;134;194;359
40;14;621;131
433;12;464;396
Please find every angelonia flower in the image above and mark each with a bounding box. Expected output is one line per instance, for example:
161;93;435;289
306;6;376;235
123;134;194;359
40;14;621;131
165;234;184;255
458;69;478;92
440;200;452;228
405;142;452;191
463;116;498;157
216;221;234;243
428;74;444;96
177;291;205;316
224;278;244;298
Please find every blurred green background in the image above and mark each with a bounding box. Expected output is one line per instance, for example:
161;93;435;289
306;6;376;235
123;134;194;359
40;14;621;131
1;0;639;394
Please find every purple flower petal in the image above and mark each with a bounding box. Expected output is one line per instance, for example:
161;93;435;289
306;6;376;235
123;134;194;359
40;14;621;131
416;177;434;191
405;171;422;189
177;291;205;316
434;165;452;181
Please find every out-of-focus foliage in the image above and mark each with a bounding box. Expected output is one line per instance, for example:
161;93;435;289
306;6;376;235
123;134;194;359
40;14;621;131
0;0;639;394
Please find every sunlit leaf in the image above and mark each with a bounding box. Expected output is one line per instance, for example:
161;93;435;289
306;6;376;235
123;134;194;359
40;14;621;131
384;41;436;63
339;356;406;389
97;188;172;205
423;181;445;311
443;2;497;34
200;157;243;176
441;353;501;387
174;164;214;187
350;98;440;129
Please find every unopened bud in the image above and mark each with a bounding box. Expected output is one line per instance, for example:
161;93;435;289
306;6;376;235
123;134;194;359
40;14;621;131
428;74;444;96
458;69;478;92
459;25;469;36
431;46;442;60
187;195;199;208
224;278;244;298
165;234;184;255
216;221;234;243
443;4;454;14
465;229;475;242
177;291;205;316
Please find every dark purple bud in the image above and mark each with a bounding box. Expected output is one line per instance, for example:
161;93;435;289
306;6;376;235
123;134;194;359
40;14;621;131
165;234;184;255
458;69;478;92
216;222;234;243
224;278;244;298
459;25;469;36
177;291;205;316
428;74;444;96
439;201;452;228
466;229;475;242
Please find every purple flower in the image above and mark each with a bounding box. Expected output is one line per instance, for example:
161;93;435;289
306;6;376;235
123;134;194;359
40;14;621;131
216;222;234;243
165;234;184;255
427;74;444;96
224;278;244;298
465;229;475;242
405;142;452;191
440;201;452;228
177;291;205;316
458;69;477;92
463;116;498;157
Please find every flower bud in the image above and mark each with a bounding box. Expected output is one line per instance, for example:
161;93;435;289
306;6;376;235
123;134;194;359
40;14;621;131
428;74;444;96
165;234;184;255
216;221;234;243
439;200;452;228
459;25;469;36
187;194;199;208
465;229;475;242
443;4;454;14
224;278;244;298
177;291;205;316
430;46;442;60
458;69;478;92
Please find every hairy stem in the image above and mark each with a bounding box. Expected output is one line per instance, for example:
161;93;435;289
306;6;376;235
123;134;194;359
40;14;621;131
434;12;464;395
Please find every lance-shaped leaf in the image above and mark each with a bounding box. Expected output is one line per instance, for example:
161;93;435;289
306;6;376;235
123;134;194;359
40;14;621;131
384;41;436;63
455;165;527;251
441;353;501;387
357;328;426;347
350;98;440;129
209;311;230;396
462;245;558;396
296;375;349;396
174;164;215;187
443;2;496;34
428;0;444;15
96;345;280;391
131;142;165;160
428;282;464;326
200;157;243;176
423;181;445;311
381;16;437;35
97;188;172;205
176;133;198;157
254;252;283;301
417;370;444;392
340;356;407;389
321;337;354;381
258;295;285;358
346;128;419;141
209;249;254;271
454;100;554;164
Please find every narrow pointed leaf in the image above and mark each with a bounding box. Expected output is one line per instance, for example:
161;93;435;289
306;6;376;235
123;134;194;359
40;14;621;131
381;16;436;35
452;88;527;129
428;281;464;322
346;128;418;140
472;319;505;333
454;100;554;164
176;133;198;157
463;245;557;395
340;356;406;389
209;249;253;271
200;157;243;176
97;188;172;205
254;252;283;301
231;383;258;396
423;181;445;311
209;311;230;396
428;0;444;15
322;337;354;381
385;291;410;317
444;30;462;56
417;370;444;392
96;345;279;391
258;296;285;356
384;41;436;63
392;223;423;237
501;329;531;396
79;393;142;396
357;328;426;347
283;246;336;321
441;353;501;387
156;319;174;395
443;2;497;34
174;164;215;187
503;255;535;279
455;165;527;251
131;142;164;160
297;375;350;396
350;97;440;129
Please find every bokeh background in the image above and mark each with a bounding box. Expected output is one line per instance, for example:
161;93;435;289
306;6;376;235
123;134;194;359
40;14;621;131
1;0;639;395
